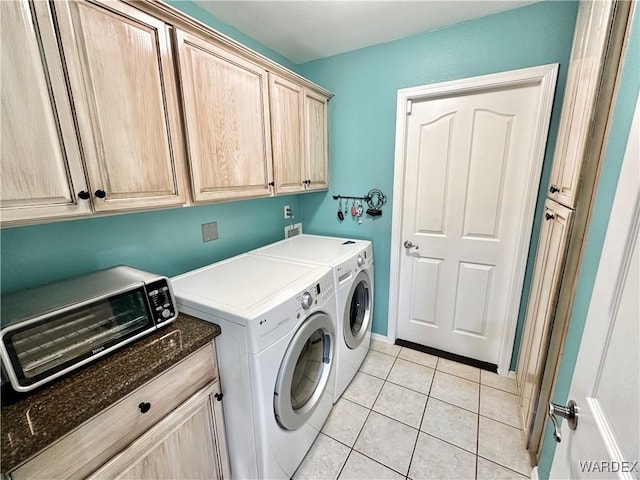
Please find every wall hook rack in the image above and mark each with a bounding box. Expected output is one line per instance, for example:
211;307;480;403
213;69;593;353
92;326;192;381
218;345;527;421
332;189;387;219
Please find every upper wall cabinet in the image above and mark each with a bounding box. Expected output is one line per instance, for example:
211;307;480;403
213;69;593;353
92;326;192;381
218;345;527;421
269;74;329;194
0;1;91;224
547;0;614;209
53;0;187;212
174;29;274;202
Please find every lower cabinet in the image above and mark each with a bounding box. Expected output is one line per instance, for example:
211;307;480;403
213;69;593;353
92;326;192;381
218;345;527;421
516;199;573;446
8;343;229;480
89;381;230;480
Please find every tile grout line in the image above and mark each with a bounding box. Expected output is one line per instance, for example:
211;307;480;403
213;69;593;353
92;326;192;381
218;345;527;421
475;366;481;480
405;355;439;478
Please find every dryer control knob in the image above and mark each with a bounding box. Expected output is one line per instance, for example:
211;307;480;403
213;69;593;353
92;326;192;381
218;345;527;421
357;255;364;268
301;292;313;310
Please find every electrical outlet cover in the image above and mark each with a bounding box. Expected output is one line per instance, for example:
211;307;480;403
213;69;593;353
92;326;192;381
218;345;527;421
202;222;219;242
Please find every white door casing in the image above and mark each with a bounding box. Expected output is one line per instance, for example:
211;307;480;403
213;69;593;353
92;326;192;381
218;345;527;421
388;65;558;373
550;96;640;480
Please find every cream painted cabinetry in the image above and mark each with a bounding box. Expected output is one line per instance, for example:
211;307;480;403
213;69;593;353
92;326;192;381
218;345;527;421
516;200;573;443
270;74;329;194
54;0;187;212
0;1;91;224
1;0;187;226
89;381;230;480
547;0;615;208
9;343;230;480
174;28;274;202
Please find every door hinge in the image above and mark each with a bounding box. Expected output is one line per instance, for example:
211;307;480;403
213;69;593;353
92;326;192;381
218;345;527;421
407;99;412;115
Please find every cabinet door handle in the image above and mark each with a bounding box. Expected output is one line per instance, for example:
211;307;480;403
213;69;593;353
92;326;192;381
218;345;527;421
78;191;90;200
549;185;560;193
545;212;555;221
138;402;151;413
215;392;224;401
94;189;107;199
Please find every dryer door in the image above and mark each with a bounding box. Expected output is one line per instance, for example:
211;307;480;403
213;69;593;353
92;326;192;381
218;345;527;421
274;312;334;431
343;270;372;349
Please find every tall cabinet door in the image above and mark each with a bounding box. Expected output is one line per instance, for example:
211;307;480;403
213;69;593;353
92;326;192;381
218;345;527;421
304;89;329;191
1;1;90;224
547;0;614;208
175;29;273;202
270;74;306;194
516;200;573;443
54;0;187;212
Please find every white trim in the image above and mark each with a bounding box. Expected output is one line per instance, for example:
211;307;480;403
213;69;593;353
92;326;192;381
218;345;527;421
387;64;559;375
530;466;539;480
370;332;391;344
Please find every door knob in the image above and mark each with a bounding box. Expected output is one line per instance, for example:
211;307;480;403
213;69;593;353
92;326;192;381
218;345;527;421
548;400;578;443
403;240;419;250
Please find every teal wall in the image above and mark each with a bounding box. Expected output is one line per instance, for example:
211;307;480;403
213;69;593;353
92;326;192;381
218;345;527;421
538;8;640;479
296;1;579;362
0;3;301;295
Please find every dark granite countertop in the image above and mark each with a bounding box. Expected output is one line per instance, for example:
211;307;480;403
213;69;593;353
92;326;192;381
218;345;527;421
0;314;221;473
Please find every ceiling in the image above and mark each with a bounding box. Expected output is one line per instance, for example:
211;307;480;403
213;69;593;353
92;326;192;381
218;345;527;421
195;1;537;64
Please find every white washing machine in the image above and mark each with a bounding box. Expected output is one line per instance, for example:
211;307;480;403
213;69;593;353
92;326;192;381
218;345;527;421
250;234;374;402
171;254;336;480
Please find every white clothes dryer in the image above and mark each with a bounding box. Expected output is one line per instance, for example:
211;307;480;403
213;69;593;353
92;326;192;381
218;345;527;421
250;234;374;402
171;254;336;480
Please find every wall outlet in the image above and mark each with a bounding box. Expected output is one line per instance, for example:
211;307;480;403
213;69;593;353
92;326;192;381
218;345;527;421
201;222;218;242
284;205;292;219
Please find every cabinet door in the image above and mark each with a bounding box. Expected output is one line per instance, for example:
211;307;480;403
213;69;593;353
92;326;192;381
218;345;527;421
304;89;329;191
54;0;186;212
516;200;573;442
88;381;230;480
547;0;614;208
1;1;90;224
270;74;305;194
175;29;273;202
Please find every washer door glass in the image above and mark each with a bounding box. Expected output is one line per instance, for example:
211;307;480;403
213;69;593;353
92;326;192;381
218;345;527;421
343;270;372;350
274;313;334;431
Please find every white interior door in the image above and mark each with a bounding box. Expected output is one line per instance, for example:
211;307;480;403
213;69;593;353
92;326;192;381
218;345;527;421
391;65;558;368
550;97;639;480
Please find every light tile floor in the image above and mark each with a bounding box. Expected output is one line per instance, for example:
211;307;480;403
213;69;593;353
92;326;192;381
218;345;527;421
294;340;531;480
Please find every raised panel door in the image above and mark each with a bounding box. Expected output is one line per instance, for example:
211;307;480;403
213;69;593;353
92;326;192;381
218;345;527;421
547;0;614;208
516;199;573;444
175;29;273;202
54;0;186;212
88;382;230;480
0;1;90;224
270;74;305;194
304;90;329;191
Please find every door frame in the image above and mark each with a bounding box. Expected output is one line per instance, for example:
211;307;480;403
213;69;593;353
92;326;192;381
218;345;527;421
388;64;559;375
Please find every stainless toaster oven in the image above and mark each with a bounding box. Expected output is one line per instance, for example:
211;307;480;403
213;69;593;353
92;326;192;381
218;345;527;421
0;266;178;392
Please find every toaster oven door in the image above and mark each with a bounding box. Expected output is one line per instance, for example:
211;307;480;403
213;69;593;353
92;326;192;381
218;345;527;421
1;287;155;391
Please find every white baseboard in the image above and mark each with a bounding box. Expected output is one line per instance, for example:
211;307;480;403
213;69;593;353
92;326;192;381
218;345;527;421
531;466;539;480
371;332;392;344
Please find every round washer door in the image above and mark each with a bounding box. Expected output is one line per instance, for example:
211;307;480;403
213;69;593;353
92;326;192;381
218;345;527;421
343;270;372;350
274;312;334;431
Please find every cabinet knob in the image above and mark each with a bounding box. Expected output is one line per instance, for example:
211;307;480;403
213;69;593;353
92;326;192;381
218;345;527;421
77;191;90;200
549;185;560;193
94;189;107;199
545;212;555;221
215;392;224;401
138;402;151;413
268;181;274;187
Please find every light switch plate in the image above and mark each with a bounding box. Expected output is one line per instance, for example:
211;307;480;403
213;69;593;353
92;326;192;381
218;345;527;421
202;222;218;242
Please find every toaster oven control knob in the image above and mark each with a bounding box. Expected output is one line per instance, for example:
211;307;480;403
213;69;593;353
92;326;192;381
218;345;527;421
301;292;313;310
161;309;172;319
357;255;364;268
